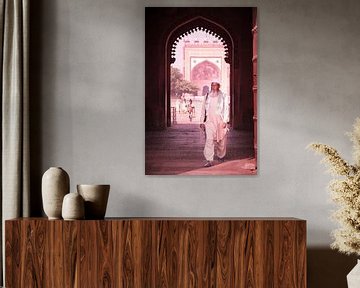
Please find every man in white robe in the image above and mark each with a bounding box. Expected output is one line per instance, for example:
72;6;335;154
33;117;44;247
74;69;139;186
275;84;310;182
200;81;230;167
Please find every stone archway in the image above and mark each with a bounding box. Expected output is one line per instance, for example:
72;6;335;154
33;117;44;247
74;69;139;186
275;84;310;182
165;17;234;127
145;8;255;132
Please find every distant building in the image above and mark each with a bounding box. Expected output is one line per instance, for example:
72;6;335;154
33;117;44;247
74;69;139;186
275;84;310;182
183;39;230;96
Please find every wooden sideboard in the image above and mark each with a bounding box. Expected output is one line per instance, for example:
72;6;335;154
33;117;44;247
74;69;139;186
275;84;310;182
5;218;306;287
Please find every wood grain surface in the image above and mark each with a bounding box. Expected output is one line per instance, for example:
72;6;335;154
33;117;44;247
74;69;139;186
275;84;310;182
5;218;306;287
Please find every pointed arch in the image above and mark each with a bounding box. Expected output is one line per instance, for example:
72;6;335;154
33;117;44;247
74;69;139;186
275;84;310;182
170;26;230;64
166;16;234;64
165;16;234;127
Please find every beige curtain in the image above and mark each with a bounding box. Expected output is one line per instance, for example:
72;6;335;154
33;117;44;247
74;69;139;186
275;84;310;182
0;0;30;284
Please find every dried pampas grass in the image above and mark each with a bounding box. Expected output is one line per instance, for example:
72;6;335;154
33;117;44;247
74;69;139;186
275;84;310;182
308;118;360;256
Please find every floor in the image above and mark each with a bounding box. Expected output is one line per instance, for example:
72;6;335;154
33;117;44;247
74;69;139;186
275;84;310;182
145;124;256;175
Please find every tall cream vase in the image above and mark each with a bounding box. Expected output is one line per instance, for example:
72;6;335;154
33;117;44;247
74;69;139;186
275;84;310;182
42;167;70;219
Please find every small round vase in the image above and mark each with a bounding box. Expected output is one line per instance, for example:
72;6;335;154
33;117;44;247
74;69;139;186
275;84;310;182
62;192;85;220
77;184;110;219
42;167;70;219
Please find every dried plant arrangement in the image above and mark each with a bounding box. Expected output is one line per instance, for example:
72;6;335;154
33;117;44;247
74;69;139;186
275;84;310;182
308;118;360;255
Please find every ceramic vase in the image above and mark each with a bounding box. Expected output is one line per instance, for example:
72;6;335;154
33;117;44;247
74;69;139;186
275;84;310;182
77;184;110;219
62;192;85;220
42;167;70;219
347;259;360;287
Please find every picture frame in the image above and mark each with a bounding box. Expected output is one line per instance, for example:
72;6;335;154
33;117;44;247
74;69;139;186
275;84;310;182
145;7;257;175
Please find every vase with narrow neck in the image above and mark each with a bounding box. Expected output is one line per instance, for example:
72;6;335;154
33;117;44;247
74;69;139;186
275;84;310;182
347;259;360;287
42;167;70;219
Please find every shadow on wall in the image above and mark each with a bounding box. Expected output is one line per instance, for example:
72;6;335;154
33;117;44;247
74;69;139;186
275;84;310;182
308;248;357;288
29;0;46;216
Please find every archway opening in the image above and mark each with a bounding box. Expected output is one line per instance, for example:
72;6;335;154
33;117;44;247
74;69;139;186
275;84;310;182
169;27;231;125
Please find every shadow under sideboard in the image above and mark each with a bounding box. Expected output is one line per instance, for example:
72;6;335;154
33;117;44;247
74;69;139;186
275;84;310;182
307;248;357;288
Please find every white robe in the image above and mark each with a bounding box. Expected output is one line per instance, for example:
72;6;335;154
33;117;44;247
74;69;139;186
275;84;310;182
200;91;230;161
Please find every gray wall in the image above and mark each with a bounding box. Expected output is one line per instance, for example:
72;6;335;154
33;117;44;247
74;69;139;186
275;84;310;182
32;1;360;284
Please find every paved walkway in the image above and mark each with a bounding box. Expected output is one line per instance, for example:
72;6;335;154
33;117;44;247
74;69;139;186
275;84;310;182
146;124;256;175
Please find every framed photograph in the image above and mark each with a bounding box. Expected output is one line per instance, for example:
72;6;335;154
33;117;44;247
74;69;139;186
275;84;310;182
145;7;257;175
